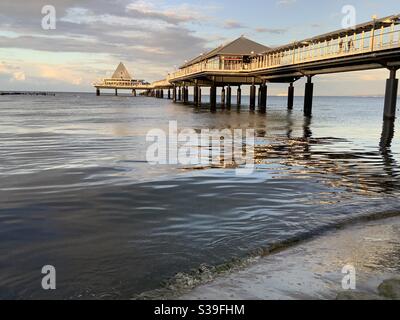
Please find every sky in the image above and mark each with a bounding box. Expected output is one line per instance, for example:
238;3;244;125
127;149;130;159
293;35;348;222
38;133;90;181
0;0;399;95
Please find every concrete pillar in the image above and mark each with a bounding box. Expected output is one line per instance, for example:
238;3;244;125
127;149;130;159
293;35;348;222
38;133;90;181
259;83;267;112
132;89;137;97
178;87;182;101
250;84;256;110
210;85;217;110
161;90;164;99
168;89;171;99
227;85;232;109
304;76;314;117
288;83;294;110
258;86;262;108
221;87;226;107
237;86;242;107
383;68;398;120
96;88;100;96
115;88;118;96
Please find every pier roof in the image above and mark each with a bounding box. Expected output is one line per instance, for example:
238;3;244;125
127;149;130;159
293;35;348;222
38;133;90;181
112;62;132;80
180;36;270;68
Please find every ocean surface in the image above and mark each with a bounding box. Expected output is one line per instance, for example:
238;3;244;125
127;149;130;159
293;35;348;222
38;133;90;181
0;93;399;299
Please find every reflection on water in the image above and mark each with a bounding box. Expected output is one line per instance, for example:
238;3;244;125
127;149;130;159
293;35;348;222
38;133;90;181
0;94;399;299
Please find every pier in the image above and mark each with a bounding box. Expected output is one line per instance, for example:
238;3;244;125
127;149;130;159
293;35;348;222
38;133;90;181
94;15;400;120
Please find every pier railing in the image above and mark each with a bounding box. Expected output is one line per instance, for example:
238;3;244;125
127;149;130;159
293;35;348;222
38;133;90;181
167;18;400;81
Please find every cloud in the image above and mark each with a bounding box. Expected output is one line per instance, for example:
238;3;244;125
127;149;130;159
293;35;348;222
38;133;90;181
255;27;288;34
0;61;25;81
277;0;297;6
223;20;247;29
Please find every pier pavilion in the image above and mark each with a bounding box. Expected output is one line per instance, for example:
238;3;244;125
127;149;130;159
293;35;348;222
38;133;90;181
93;62;151;96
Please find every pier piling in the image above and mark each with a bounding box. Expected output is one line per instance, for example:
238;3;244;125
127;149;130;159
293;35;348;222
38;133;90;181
194;82;199;106
237;86;242;107
221;87;226;107
384;68;399;120
259;83;267;112
304;76;314;117
250;84;256;110
288;83;294;110
227;85;232;109
198;87;202;106
115;88;118;96
96;88;100;96
210;85;217;110
173;86;177;102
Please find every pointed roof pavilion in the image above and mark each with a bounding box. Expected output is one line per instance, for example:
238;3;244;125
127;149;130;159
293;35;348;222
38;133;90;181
180;36;270;68
112;62;132;80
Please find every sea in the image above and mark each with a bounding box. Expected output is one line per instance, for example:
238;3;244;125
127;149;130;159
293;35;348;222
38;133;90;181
0;92;399;299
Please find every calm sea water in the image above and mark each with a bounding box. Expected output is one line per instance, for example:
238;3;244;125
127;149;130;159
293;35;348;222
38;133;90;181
0;93;399;299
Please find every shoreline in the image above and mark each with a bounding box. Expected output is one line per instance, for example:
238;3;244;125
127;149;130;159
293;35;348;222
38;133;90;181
179;215;400;300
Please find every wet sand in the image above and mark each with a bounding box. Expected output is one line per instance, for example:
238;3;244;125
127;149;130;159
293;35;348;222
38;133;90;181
181;216;400;300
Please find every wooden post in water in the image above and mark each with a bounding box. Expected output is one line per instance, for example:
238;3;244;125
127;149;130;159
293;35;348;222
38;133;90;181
198;87;202;106
194;81;199;106
237;85;242;107
221;86;226;107
210;84;217;110
259;82;267;112
173;85;177;102
288;82;294;110
250;83;256;111
384;68;399;120
226;85;232;109
304;76;314;117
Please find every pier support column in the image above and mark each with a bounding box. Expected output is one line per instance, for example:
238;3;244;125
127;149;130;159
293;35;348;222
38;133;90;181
250;84;256;111
168;89;171;99
115;88;118;96
384;68;399;120
288;83;294;110
161;90;164;99
173;86;177;102
184;87;189;104
227;85;232;109
221;87;226;107
237;86;242;107
210;85;217;110
132;89;137;97
259;83;267;112
194;82;199;106
198;87;202;106
178;86;182;101
304;76;314;117
96;88;100;96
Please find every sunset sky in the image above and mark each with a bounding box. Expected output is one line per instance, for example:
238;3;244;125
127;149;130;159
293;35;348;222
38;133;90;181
0;0;399;95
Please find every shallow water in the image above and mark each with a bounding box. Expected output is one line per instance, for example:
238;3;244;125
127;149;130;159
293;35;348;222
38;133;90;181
0;93;399;299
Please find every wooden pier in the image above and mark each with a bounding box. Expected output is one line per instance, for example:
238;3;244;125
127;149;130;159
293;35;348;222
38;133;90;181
94;14;400;120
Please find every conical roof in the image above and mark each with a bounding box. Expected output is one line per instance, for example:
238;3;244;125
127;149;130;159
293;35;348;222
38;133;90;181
112;62;132;80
